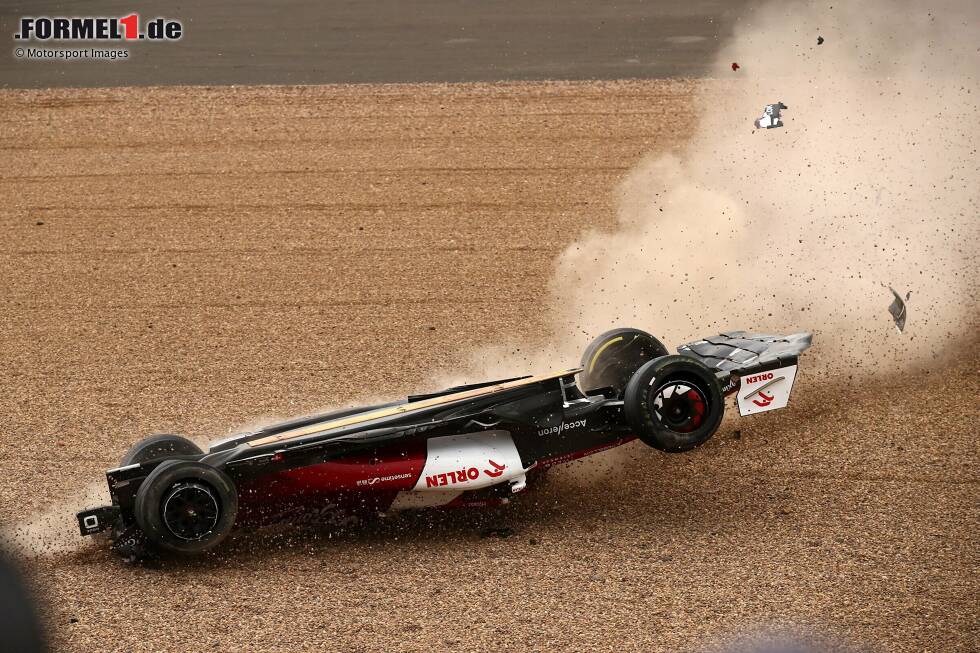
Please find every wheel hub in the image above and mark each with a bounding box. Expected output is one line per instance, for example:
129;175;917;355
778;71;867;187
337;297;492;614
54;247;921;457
651;381;707;433
161;481;220;541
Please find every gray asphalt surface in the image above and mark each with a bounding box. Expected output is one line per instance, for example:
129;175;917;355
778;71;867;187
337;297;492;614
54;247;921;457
0;0;748;88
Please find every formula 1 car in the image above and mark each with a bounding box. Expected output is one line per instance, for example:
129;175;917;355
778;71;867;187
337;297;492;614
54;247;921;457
77;328;811;559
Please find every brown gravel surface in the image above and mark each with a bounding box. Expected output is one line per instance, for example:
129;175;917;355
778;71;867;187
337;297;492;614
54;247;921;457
0;81;976;652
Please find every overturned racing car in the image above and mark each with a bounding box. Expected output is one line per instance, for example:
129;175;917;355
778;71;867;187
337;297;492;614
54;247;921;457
77;327;811;559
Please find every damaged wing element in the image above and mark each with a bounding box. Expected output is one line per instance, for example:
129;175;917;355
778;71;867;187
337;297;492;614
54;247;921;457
883;284;910;332
754;102;788;129
677;331;811;372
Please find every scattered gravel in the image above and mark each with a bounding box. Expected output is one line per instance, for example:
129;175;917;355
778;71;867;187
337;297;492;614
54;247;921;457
0;81;975;653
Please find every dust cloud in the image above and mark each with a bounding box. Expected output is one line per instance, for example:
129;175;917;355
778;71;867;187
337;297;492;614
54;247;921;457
468;0;979;381
447;1;979;491
550;0;978;376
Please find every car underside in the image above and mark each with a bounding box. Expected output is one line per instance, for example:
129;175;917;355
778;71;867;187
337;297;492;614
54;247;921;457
77;328;811;560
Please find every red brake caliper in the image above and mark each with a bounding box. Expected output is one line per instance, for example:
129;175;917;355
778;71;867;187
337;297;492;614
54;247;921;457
686;389;705;430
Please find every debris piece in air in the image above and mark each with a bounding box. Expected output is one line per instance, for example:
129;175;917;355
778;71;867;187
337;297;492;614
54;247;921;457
817;35;824;45
754;102;788;129
480;526;514;539
883;284;910;332
731;62;740;71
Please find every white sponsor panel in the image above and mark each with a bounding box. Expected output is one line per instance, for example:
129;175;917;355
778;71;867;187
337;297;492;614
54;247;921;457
736;364;798;416
412;430;525;491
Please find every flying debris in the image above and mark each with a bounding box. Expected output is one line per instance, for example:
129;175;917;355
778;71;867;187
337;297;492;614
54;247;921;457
883;285;911;332
731;62;740;71
817;35;825;45
754;102;788;129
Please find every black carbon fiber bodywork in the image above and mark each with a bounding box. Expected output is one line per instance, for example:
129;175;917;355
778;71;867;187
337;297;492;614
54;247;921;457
77;330;812;550
678;331;812;378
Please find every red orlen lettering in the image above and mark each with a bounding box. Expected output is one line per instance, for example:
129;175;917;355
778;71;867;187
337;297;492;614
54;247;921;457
425;467;481;487
745;372;774;384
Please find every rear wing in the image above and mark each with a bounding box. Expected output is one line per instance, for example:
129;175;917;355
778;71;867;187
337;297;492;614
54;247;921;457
678;331;812;416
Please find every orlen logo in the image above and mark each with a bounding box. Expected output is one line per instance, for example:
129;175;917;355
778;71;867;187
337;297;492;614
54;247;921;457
15;15;182;41
752;391;774;407
425;460;506;487
744;372;774;384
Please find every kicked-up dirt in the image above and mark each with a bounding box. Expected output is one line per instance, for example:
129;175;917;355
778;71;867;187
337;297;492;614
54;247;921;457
0;81;976;652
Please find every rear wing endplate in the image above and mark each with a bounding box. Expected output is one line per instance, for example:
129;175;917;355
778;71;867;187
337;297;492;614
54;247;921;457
678;331;812;416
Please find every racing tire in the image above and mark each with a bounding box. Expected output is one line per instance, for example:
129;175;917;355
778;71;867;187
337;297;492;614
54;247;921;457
134;460;238;555
579;328;669;396
120;434;203;467
624;355;724;453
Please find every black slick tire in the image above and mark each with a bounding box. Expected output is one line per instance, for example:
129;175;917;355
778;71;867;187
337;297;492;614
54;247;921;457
134;460;238;555
579;327;669;396
120;434;203;466
624;355;724;452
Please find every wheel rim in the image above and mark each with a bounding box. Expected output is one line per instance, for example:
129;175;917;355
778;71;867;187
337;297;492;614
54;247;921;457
651;381;708;434
161;482;220;541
